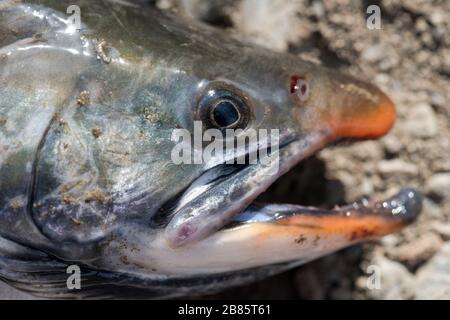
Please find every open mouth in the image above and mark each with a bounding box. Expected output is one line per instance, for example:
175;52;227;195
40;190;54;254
161;132;423;249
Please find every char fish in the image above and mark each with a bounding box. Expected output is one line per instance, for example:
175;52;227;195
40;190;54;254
0;0;422;298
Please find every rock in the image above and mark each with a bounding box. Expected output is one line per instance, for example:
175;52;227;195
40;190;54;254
430;92;446;110
365;255;415;300
311;0;325;18
232;0;301;52
423;198;444;219
402;102;438;138
386;233;443;269
360;179;374;196
430;11;445;25
431;222;450;240
380;234;401;248
361;44;386;63
382;136;403;155
426;173;450;201
416;243;450;299
378;159;419;177
374;73;391;86
349;141;383;160
415;18;429;33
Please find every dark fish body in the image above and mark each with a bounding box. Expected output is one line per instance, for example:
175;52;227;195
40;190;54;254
0;0;421;298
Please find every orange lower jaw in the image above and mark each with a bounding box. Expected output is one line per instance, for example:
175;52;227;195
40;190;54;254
240;188;421;250
271;215;405;243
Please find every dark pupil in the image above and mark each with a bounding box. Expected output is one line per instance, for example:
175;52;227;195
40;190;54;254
212;100;240;127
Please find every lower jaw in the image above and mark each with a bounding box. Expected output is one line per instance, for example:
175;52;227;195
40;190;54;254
228;188;422;230
134;187;421;276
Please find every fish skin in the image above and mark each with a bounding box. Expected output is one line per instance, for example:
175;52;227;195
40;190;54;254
0;0;417;298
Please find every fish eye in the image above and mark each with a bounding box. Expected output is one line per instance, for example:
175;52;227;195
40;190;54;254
211;99;241;128
198;85;250;130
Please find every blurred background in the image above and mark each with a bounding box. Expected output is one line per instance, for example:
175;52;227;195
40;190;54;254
1;0;449;299
150;0;449;299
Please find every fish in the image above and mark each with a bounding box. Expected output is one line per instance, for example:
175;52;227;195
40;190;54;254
0;0;422;299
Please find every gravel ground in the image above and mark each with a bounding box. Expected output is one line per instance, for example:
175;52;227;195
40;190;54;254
155;0;450;300
1;0;448;300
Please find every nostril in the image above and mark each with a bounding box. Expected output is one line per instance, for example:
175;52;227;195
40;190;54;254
290;75;310;102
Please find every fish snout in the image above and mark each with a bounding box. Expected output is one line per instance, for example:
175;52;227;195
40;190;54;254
296;73;396;141
328;85;396;140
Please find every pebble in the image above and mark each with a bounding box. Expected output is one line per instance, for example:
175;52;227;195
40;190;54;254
349;141;383;160
416;243;450;299
311;0;325;18
367;254;415;300
430;92;446;110
402;102;438;139
415;18;429;33
423;198;444;219
374;73;390;86
426;173;450;201
430;11;446;26
378;159;419;176
361;44;386;63
383;136;403;155
431;222;450;240
386;233;443;269
233;0;301;52
380;234;401;248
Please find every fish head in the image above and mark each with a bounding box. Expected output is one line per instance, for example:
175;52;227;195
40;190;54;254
0;1;421;298
87;38;420;294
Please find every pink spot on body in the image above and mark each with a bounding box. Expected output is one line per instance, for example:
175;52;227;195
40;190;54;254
176;223;197;243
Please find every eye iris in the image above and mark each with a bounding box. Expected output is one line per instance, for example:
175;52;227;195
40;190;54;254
212;100;240;128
